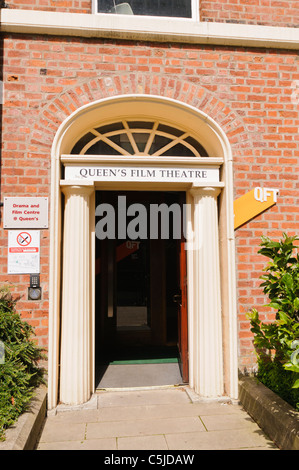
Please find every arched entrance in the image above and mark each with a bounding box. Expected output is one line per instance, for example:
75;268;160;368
48;95;238;408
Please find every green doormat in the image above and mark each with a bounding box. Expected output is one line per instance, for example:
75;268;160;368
110;357;179;364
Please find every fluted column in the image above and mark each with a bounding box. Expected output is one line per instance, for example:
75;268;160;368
190;186;224;398
60;183;94;405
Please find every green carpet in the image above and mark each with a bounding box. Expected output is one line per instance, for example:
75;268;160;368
103;346;179;365
110;357;179;364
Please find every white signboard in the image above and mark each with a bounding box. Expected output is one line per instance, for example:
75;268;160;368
8;230;40;274
3;197;48;229
64;165;219;183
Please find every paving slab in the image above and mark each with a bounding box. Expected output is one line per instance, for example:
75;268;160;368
38;438;117;451
200;411;260;431
118;435;168;450
165;428;277;450
86;415;206;440
36;386;278;450
98;387;190;407
38;421;86;443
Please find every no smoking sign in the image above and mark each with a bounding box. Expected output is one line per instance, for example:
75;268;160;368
17;232;32;247
8;230;40;274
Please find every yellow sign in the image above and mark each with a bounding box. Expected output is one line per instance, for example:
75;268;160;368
234;187;279;229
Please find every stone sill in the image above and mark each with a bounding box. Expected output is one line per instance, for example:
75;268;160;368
1;9;299;50
239;375;299;450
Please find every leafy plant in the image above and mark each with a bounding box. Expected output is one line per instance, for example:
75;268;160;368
0;286;45;441
247;233;299;410
259;233;299;323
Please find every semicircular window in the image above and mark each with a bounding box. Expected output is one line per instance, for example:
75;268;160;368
71;120;209;157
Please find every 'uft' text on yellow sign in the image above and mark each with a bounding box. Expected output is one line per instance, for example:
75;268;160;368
234;187;279;229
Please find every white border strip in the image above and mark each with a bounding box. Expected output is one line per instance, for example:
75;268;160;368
1;9;299;49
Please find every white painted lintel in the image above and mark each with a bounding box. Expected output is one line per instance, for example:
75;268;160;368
1;9;299;49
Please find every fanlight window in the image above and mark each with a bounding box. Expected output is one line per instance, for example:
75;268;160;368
71;120;209;157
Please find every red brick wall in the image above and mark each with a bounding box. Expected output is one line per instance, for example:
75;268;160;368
0;35;298;370
200;0;299;28
4;0;91;13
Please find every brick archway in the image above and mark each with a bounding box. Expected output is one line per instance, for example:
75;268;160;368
29;73;248;158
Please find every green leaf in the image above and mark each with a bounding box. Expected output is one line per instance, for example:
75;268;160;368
278;311;291;324
269;302;280;310
292;379;299;389
284;363;299;373
282;273;294;290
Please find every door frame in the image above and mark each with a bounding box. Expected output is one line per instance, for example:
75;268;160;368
48;95;238;408
177;199;189;383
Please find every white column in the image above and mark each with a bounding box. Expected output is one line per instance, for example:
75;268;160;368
190;186;224;398
59;182;94;405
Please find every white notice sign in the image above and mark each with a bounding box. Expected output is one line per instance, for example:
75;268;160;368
64;165;220;183
8;230;40;274
4;197;48;229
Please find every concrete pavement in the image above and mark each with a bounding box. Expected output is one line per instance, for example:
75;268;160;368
36;386;278;450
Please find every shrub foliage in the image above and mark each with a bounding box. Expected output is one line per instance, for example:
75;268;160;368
0;287;45;441
247;233;299;411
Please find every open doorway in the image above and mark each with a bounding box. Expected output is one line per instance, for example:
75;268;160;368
95;190;188;388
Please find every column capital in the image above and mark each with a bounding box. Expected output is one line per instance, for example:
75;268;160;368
60;181;94;197
190;184;223;199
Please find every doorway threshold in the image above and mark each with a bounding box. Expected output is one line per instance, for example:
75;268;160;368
96;384;186;392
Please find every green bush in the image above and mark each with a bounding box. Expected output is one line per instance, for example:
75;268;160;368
256;359;299;410
247;233;299;411
0;287;45;441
